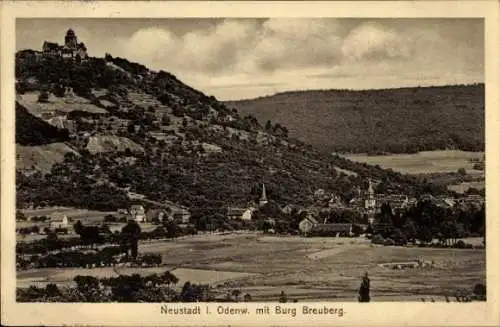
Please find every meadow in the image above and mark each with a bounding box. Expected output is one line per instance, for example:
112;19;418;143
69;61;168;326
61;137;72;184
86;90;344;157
17;232;485;302
448;181;485;193
341;150;485;175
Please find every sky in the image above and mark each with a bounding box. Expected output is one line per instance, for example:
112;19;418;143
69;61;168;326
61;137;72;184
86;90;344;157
16;18;484;101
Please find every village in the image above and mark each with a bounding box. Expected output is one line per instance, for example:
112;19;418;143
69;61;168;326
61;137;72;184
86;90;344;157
16;178;485;241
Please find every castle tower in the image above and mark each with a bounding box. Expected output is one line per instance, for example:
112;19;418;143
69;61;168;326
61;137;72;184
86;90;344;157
259;183;268;207
65;29;78;49
364;179;376;225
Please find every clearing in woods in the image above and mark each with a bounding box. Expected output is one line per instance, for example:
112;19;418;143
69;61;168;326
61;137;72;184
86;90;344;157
341;150;485;175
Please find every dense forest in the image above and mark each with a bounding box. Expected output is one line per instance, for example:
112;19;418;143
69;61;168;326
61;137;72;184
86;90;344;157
227;85;485;154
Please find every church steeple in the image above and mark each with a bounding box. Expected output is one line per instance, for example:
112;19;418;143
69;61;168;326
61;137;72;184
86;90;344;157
259;183;268;207
367;178;375;198
365;178;376;225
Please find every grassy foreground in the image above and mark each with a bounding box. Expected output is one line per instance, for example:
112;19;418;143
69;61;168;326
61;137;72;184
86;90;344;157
18;232;485;302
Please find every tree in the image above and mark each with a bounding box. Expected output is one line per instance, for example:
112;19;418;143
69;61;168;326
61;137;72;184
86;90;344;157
74;275;99;295
279;290;287;303
389;228;407;246
264;120;272;131
45;283;61;298
416;226;433;244
121;220;142;259
365;223;374;235
358;272;370;302
38;91;49;103
374;203;394;238
73;220;83;235
402;220;417;244
472;283;486;301
16;210;27;221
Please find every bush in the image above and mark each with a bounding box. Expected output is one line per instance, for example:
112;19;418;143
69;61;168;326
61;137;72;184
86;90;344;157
104;215;117;222
371;234;385;245
384;238;396;246
454;240;466;248
472;283;486;300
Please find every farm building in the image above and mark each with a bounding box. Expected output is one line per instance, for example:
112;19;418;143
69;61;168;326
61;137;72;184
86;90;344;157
281;204;298;215
227;207;255;221
109;223;127;234
50;214;69;229
146;208;167;223
170;208;191;224
298;215;319;235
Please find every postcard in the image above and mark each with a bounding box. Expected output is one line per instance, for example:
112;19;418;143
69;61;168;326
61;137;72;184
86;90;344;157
1;1;499;326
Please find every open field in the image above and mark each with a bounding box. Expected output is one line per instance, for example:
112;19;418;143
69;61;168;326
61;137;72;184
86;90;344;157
17;233;485;302
340;150;485;175
18;92;108;116
448;181;485;193
20;206;117;222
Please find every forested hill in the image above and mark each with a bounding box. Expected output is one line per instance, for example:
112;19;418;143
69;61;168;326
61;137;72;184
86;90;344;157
226;84;485;154
15;50;451;214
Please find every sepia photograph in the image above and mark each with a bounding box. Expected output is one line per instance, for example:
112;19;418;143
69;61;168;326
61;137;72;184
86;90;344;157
1;1;499;326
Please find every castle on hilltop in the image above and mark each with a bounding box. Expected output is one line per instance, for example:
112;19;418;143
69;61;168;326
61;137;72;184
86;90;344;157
42;29;88;60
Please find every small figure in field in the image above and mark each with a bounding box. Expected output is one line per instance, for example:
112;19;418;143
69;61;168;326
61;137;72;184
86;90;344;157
358;271;370;302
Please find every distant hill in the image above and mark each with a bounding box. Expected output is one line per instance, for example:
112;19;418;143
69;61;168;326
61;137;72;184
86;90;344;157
226;84;485;154
15;50;452;213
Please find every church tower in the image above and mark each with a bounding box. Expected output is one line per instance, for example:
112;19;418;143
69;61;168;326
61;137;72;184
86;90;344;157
364;179;376;225
65;29;78;49
259;184;268;207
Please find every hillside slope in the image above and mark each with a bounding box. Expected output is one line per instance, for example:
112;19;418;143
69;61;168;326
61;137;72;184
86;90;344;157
16;102;70;146
15;51;451;214
16;143;78;174
226;85;485;154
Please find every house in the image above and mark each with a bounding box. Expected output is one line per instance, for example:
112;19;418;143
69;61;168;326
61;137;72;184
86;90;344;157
50;214;69;229
298;215;319;235
129;204;146;222
227;207;255;221
328;195;347;210
109;223;127;234
311;223;352;237
314;189;327;200
266;218;277;226
171;208;191;224
146;208;167;223
42;41;61;56
281;204;297;215
377;194;410;213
